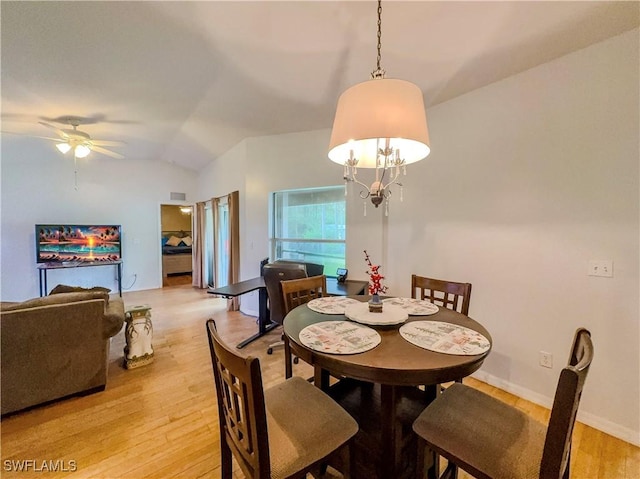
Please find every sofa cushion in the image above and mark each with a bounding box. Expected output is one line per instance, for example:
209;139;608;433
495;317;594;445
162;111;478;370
0;292;108;312
50;284;111;303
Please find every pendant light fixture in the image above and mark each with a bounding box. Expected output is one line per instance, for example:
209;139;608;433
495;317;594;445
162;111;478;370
328;0;430;215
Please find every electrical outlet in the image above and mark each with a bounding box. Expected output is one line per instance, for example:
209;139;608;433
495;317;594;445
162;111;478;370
588;260;613;277
539;351;553;369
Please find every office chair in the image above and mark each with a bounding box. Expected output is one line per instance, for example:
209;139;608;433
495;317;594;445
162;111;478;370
262;263;307;356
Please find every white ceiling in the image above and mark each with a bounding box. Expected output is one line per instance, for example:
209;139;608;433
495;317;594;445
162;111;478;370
2;1;638;171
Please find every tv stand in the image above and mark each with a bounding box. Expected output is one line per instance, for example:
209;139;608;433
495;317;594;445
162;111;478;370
37;261;122;297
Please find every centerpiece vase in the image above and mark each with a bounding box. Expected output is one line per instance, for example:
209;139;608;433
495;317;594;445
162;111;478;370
368;293;383;313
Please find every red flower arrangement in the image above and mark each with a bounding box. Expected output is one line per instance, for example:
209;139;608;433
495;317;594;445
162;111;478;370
364;250;387;296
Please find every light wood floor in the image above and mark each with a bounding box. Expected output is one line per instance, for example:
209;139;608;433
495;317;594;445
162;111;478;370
1;285;638;478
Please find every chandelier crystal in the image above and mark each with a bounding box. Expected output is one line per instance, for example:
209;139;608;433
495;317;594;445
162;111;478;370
328;0;430;215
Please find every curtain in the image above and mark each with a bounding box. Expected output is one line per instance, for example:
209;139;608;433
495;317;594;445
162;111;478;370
192;201;207;288
212;196;221;290
196;191;240;311
227;191;240;311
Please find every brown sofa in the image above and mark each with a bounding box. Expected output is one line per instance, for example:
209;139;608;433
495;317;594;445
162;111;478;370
0;290;125;415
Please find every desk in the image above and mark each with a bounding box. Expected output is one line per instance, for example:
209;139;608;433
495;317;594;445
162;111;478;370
38;261;122;297
208;277;368;349
283;298;491;479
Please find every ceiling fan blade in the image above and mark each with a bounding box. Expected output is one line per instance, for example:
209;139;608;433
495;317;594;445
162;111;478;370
91;139;125;147
38;121;68;139
1;131;66;142
91;145;124;159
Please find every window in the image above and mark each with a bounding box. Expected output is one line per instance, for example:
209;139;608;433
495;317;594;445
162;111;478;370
271;186;346;276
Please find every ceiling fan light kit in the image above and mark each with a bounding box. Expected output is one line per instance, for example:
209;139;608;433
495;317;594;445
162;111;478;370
39;118;124;160
328;0;430;216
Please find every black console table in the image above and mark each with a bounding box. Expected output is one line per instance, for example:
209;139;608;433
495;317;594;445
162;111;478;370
37;261;123;297
208;276;368;349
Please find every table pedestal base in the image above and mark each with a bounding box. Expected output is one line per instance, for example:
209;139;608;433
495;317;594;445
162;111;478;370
327;378;436;479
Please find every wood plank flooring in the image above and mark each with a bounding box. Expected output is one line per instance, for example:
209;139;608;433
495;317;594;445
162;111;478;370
1;285;638;478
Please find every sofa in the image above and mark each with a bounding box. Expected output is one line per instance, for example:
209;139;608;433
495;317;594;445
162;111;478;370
0;287;125;415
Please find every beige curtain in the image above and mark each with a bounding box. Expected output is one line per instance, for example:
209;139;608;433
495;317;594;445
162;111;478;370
192;201;207;288
212;196;221;290
227;191;240;311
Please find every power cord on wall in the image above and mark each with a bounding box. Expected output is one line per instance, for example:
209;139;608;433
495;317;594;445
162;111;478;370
123;274;137;291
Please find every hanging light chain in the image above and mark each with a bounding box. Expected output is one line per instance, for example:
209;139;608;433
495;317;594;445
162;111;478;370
371;0;385;79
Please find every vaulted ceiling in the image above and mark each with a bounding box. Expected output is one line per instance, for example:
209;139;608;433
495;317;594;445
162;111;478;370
2;1;638;171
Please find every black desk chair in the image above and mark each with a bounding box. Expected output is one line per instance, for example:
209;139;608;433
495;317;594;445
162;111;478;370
262;262;307;357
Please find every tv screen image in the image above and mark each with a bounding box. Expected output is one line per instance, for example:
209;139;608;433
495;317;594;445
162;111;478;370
36;224;122;264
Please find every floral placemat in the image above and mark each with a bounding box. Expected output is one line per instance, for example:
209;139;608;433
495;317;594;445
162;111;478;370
299;321;381;354
382;297;439;315
344;302;408;326
399;321;490;355
307;297;361;314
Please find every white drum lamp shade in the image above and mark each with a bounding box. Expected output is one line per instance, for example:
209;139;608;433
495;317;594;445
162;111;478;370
328;78;430;168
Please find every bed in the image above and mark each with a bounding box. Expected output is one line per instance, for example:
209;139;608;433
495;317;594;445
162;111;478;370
161;231;193;276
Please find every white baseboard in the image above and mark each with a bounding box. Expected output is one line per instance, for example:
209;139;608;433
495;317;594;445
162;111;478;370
239;305;258;318
471;371;640;447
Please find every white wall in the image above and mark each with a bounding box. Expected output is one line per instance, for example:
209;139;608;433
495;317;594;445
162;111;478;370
197;128;384;316
198;29;639;444
1;140;198;300
391;29;639;443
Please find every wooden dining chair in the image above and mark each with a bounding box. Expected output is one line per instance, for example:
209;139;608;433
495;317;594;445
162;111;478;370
412;328;594;479
411;274;472;316
280;274;327;378
206;319;358;479
412;274;472;390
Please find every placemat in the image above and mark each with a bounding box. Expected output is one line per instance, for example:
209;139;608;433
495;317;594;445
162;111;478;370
382;297;439;315
307;296;361;314
298;321;381;354
399;321;490;355
344;302;408;326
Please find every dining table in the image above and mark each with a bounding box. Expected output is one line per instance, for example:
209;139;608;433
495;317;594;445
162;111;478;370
283;295;492;479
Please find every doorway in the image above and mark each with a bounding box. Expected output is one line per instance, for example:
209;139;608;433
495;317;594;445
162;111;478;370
160;204;193;287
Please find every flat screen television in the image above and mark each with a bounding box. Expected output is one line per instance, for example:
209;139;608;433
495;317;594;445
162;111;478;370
36;224;122;264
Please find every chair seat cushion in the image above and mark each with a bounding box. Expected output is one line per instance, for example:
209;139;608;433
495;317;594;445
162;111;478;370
413;383;546;479
265;376;358;479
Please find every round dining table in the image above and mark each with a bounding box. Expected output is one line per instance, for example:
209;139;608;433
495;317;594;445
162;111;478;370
283;296;492;479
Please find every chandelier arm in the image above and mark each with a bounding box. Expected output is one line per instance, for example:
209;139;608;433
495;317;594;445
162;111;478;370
346;174;373;199
379;168;401;190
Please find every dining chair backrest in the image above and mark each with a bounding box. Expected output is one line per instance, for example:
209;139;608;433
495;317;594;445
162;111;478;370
411;274;472;315
207;319;358;479
281;275;327;315
206;319;270;479
263;263;307;326
412;327;593;479
541;327;593;478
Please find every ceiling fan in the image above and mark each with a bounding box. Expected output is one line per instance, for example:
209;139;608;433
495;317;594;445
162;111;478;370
37;116;125;160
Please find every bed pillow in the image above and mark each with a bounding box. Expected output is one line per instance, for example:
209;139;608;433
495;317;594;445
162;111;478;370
166;235;182;247
161;237;169;246
181;236;193;247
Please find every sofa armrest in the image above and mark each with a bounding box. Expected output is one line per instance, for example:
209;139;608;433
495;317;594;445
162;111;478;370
103;298;125;338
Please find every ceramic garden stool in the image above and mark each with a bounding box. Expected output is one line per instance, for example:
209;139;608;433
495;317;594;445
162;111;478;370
124;304;154;369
